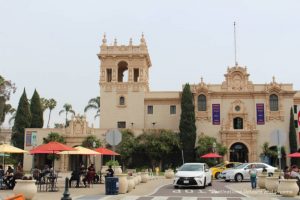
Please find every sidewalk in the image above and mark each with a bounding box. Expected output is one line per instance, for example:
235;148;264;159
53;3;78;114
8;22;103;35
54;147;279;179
0;175;171;200
226;182;300;200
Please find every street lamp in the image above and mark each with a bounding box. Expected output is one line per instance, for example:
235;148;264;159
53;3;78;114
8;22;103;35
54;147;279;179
92;141;96;165
213;142;216;153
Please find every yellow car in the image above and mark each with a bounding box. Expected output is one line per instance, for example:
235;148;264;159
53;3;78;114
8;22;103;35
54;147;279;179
210;162;241;179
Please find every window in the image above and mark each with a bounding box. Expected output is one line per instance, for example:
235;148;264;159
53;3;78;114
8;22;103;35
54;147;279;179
134;68;139;82
269;94;279;111
117;61;128;82
147;105;153;114
119;96;125;105
117;121;126;128
106;68;112;82
295;120;298;128
233;117;243;129
197;94;207;111
294;105;298;114
170;105;176;114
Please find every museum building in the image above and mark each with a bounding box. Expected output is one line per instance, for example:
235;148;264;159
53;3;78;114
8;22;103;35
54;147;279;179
23;35;300;172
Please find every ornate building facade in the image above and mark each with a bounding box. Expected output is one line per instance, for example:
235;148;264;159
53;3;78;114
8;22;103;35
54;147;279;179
98;35;300;164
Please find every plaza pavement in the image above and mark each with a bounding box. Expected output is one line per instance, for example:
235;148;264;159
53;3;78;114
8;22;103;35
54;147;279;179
1;173;300;200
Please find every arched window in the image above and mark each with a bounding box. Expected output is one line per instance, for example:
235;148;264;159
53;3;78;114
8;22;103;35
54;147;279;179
269;94;279;111
197;94;207;111
119;96;125;105
233;117;243;129
117;61;128;82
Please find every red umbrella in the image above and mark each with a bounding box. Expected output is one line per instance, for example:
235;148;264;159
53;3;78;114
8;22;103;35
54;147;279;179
94;147;119;155
201;153;222;158
29;142;75;170
288;152;300;157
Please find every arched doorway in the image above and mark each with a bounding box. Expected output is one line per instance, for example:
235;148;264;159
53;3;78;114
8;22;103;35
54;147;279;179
230;142;249;162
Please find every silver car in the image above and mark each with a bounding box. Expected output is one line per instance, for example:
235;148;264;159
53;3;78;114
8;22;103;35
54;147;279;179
221;162;277;182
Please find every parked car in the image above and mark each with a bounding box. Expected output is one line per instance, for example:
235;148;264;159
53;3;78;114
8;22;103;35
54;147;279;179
221;162;277;182
173;163;212;189
210;162;241;179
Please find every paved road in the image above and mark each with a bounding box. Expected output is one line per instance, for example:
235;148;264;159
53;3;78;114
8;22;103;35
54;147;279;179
74;181;246;200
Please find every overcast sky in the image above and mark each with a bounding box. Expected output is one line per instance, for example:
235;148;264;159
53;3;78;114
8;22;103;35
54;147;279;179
1;0;300;128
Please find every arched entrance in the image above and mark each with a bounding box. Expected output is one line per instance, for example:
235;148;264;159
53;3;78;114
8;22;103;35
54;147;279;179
230;142;249;162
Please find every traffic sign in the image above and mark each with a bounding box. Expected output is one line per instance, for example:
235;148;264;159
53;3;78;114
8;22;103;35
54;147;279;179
270;129;286;146
106;129;122;146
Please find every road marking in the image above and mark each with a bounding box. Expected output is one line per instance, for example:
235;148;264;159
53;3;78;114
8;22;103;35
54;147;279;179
151;197;169;200
181;197;198;200
147;183;172;196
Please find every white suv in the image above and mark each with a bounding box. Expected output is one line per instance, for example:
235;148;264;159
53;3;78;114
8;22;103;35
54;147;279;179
221;162;277;182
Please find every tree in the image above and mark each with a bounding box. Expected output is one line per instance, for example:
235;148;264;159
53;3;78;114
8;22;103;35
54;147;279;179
40;98;48;112
12;89;31;151
59;103;75;127
84;96;100;119
46;98;57;128
43;132;65;161
0;103;15;125
289;107;298;165
137;129;180;169
0;75;16;126
82;135;101;148
8;108;16;125
179;83;196;162
30;89;43;128
116;129;137;168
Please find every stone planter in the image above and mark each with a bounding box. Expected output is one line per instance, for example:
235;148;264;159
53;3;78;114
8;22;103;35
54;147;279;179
116;174;128;194
114;166;123;174
257;174;267;189
164;169;175;179
265;177;279;193
133;174;139;185
141;172;149;183
13;180;37;200
137;172;142;183
278;179;299;197
101;166;108;175
127;176;135;192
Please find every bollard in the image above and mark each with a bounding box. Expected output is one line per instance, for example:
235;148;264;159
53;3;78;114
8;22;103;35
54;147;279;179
61;177;72;200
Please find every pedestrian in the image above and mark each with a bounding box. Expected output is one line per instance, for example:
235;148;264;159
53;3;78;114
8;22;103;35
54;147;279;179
106;165;114;177
249;164;257;189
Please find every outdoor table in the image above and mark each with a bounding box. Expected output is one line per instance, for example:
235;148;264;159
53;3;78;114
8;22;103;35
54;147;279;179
46;175;58;192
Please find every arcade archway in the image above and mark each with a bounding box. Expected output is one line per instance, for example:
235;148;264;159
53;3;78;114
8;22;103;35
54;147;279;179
230;142;249;162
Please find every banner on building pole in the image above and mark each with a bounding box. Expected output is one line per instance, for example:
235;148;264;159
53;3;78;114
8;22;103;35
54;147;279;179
256;103;265;125
212;104;220;125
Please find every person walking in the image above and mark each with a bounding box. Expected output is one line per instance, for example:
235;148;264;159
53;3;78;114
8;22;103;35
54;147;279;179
249;164;258;189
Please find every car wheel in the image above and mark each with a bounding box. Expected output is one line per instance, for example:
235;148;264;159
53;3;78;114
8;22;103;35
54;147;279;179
215;172;221;179
225;180;230;182
235;173;243;182
201;178;206;189
268;173;273;177
208;180;212;186
174;185;179;189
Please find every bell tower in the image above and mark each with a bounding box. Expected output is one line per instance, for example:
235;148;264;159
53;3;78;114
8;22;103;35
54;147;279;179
97;34;152;129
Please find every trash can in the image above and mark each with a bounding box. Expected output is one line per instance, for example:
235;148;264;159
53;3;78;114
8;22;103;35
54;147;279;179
105;177;119;195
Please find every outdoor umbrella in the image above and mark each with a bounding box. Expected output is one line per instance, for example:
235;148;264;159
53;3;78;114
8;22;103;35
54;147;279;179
200;153;222;158
0;143;28;170
58;146;101;155
287;152;300;157
94;147;119;172
29;141;75;170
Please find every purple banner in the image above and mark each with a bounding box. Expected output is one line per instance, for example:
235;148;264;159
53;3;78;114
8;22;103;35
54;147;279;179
212;104;220;125
256;103;265;125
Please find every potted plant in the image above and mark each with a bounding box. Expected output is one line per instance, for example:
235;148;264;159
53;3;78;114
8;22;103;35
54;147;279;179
13;176;37;200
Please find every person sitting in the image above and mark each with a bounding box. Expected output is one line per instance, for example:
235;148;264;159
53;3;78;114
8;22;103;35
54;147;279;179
0;165;4;189
14;164;24;180
31;166;41;181
106;165;114;177
83;164;96;186
69;169;80;188
4;166;15;189
290;165;300;195
283;166;291;179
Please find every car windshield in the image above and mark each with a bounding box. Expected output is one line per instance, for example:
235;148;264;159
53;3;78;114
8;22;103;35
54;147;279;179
234;163;248;169
214;163;224;167
232;163;243;168
179;164;203;171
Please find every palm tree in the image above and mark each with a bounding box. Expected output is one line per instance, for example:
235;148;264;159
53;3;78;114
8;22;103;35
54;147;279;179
40;98;49;112
46;98;57;128
8;108;16;126
0;103;15;126
84;96;100;119
59;103;75;127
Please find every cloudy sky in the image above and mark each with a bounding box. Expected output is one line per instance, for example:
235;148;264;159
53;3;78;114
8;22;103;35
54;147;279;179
1;0;300;128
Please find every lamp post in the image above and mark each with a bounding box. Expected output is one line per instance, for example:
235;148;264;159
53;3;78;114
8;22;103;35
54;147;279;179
213;142;217;165
92;141;96;165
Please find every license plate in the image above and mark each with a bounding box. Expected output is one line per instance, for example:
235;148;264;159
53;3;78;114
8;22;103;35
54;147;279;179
183;180;189;184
